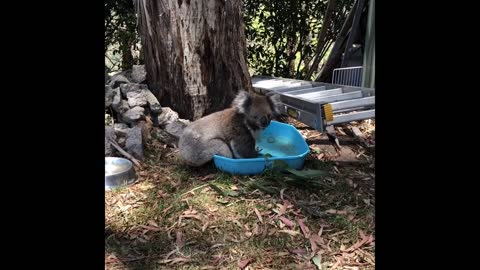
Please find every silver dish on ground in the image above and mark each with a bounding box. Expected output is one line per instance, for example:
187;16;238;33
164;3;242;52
105;157;137;191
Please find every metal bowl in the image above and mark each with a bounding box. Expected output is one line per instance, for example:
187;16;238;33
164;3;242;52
105;157;137;191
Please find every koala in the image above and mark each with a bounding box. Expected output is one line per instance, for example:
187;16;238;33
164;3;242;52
178;90;281;167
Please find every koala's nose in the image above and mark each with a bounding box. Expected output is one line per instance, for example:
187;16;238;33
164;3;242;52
260;116;269;127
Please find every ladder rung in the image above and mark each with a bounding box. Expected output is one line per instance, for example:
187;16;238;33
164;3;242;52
289;88;343;99
311;91;363;103
327;109;375;125
268;82;304;90
253;79;286;88
329;96;375;111
283;86;327;95
275;85;313;92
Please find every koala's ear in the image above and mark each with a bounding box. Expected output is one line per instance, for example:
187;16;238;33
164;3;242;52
232;90;252;114
266;93;282;116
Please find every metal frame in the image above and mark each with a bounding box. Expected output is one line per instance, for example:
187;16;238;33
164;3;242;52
252;76;375;132
332;66;363;87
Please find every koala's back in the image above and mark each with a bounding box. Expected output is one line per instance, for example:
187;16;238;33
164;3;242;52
179;108;247;166
182;108;239;140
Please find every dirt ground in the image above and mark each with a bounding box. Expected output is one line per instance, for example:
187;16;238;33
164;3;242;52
105;118;375;270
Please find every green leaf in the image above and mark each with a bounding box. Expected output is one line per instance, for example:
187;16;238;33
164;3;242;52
271;160;289;171
208;184;227;197
247;180;277;195
209;184;240;197
216;199;229;205
226;190;240;197
262;153;273;158
284;168;330;179
312;255;322;270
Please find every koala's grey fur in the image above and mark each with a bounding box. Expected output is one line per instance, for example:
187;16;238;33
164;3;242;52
178;90;281;167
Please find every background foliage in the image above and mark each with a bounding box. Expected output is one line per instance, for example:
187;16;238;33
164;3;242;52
105;0;355;79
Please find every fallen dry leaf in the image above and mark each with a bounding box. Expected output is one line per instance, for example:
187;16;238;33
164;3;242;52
180;212;203;221
175;230;184;249
138;225;161;232
202;221;210;232
310;240;318;254
208;207;218;212
105;254;119;263
289;248;307;256
147;220;159;227
165;249;177;260
280;188;287;200
309;234;324;245
162;205;174;215
368;234;375;245
309;234;325;253
325;209;348;215
254;208;263;224
211;254;223;265
157;190;167;198
182;209;198;215
238;258;253;269
232;219;243;229
278;229;301;236
119;204;132;212
298;218;311;238
331;257;342;269
210;243;226;249
252;223;259;235
278;216;295;228
160;256;191;265
274;204;287;216
318;226;324;237
200;174;216;181
344;232;372;253
326;240;333;253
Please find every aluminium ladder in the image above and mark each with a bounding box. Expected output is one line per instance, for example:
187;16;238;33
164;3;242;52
251;75;375;133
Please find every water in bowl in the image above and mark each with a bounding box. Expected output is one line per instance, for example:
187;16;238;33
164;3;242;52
256;135;299;158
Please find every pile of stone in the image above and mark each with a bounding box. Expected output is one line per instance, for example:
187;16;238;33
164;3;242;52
105;65;189;161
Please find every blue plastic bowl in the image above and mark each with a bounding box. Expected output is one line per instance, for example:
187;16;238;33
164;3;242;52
213;121;310;175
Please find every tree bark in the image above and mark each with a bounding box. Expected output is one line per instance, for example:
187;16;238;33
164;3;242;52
134;0;252;120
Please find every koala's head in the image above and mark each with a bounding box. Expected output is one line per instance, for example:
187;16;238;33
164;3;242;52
232;90;281;129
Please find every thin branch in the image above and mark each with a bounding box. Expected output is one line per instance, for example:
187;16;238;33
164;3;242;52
108;138;144;169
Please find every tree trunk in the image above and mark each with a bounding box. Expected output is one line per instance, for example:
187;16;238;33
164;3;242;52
304;0;338;80
121;43;134;71
315;0;357;82
134;0;252;120
341;0;366;67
